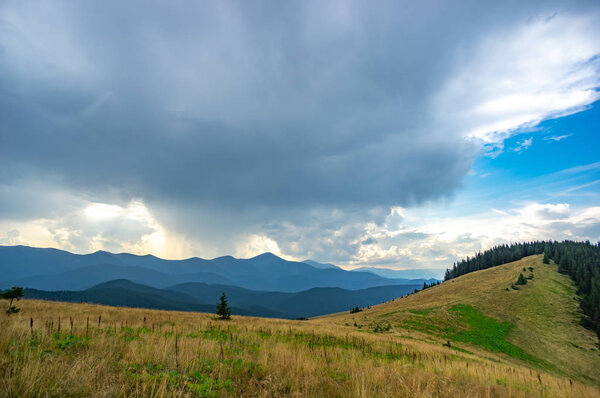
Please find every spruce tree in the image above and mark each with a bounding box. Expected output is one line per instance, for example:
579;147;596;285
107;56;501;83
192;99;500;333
216;292;231;320
516;273;528;286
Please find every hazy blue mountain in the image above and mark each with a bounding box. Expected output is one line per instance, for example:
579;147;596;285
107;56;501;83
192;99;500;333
168;282;420;318
0;245;116;280
5;264;234;291
351;266;445;280
24;279;283;317
302;260;341;270
24;279;421;319
266;285;418;318
0;245;433;292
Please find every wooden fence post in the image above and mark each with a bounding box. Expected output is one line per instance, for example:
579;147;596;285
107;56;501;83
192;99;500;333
175;331;179;372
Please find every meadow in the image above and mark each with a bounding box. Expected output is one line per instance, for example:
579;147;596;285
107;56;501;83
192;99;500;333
1;256;599;397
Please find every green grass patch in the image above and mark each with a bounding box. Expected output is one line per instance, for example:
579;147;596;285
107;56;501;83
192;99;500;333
119;326;151;342
125;362;236;397
447;305;536;363
397;304;551;367
53;333;90;351
187;371;234;397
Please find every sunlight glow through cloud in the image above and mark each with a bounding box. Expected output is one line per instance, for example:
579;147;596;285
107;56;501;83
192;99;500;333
84;203;121;221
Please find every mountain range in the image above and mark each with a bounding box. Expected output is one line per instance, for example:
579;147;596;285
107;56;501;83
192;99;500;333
24;278;421;319
0;245;437;292
0;245;437;318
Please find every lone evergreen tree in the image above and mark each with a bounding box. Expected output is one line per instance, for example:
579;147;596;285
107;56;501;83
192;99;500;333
516;273;528;286
543;251;550;264
216;292;231;320
2;286;23;314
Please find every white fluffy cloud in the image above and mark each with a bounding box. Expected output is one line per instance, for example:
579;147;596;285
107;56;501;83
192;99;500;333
514;137;533;152
435;12;600;149
235;235;287;259
338;202;600;270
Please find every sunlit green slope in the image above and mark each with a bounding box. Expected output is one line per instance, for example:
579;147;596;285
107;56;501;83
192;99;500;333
324;255;600;386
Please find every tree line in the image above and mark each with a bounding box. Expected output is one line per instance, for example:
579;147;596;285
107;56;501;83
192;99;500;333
444;240;600;338
444;241;548;280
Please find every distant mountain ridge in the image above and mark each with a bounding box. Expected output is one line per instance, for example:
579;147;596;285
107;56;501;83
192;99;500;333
24;279;422;319
302;259;445;280
23;279;278;317
350;266;445;280
0;245;437;292
301;260;340;270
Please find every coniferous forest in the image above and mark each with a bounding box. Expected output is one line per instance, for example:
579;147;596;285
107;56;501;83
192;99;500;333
444;240;600;337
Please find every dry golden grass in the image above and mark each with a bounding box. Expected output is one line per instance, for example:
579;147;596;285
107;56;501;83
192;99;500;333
1;255;599;397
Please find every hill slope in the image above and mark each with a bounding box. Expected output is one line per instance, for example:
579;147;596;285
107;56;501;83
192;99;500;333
322;254;600;386
3;286;599;397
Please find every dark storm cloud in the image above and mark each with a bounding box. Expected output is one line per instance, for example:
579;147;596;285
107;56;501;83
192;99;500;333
1;1;485;209
1;0;599;256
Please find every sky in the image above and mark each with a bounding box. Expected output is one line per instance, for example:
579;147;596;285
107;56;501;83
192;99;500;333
1;0;599;276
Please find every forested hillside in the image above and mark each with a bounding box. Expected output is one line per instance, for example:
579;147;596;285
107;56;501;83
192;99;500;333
444;240;600;337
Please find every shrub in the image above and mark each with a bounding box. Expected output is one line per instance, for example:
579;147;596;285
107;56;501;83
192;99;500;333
373;323;391;333
6;306;20;314
1;287;23;315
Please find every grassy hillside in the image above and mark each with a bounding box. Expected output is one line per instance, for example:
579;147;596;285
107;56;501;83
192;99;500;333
1;255;599;397
323;254;600;386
